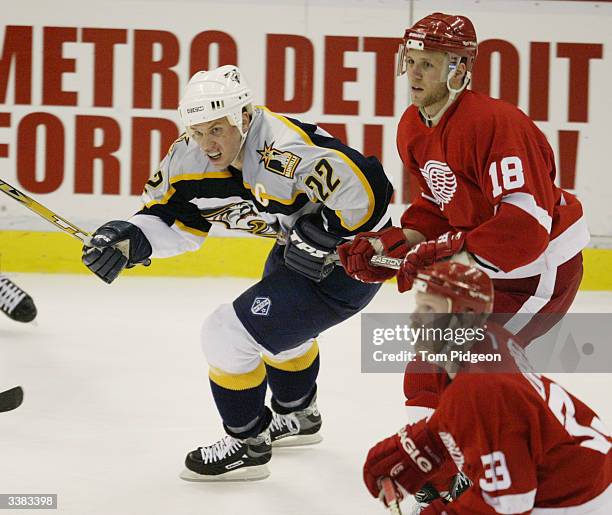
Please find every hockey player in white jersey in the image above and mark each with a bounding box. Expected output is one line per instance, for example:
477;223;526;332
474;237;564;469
82;65;394;481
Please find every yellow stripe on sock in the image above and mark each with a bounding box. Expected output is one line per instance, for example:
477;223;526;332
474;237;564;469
209;361;266;391
263;340;320;372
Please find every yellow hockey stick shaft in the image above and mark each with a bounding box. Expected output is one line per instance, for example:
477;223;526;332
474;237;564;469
0;179;92;245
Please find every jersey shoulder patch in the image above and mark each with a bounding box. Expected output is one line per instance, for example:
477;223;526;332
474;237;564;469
256;140;302;179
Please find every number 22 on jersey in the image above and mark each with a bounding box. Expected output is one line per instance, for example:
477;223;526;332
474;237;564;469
304;159;341;201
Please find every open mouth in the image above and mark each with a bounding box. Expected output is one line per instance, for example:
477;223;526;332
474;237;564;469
207;151;222;160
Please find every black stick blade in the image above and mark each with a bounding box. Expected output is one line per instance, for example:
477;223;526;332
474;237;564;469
0;386;24;412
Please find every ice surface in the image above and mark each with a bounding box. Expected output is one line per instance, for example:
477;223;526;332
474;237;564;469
1;274;610;515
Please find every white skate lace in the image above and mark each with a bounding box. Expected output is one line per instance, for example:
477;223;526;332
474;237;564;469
199;435;242;464
0;276;26;314
270;412;300;434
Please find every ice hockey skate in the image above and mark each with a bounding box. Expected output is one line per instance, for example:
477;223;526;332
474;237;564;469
270;396;322;448
0;274;37;323
180;430;272;482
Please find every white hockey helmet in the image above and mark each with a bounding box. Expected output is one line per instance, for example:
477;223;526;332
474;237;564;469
178;65;253;135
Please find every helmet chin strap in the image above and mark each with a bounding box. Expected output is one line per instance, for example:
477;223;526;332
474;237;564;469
229;114;251;168
419;66;471;128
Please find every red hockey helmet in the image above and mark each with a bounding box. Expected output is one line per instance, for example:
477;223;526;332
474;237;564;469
398;12;478;76
413;261;493;313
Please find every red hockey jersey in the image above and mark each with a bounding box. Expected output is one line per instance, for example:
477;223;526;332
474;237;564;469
413;325;611;514
397;90;589;279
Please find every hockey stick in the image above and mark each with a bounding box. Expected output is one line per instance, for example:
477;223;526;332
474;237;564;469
0;179;151;266
381;477;403;515
0;386;24;412
0;179;92;245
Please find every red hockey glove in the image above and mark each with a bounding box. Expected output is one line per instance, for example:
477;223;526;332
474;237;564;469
397;231;466;293
337;226;409;283
363;420;447;499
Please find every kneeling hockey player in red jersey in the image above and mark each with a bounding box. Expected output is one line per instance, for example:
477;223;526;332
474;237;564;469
363;262;611;514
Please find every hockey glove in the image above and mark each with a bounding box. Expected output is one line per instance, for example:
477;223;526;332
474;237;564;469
363;420;447;500
397;231;466;293
284;214;345;282
337;226;410;283
82;221;152;284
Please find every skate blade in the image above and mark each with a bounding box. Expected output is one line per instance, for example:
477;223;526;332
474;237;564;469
272;433;323;448
179;464;270;482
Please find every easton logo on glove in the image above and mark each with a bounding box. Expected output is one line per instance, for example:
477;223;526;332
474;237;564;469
289;232;328;259
398;426;433;473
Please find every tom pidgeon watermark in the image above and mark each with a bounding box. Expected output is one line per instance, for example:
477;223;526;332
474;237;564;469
370;323;501;365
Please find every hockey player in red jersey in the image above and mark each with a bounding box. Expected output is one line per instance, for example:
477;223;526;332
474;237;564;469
363;262;611;514
338;12;588;345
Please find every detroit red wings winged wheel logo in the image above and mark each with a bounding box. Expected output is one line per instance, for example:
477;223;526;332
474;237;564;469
419;160;457;210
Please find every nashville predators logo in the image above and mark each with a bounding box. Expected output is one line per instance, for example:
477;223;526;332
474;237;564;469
419;160;457;210
257;141;301;179
202;201;277;238
224;69;241;85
